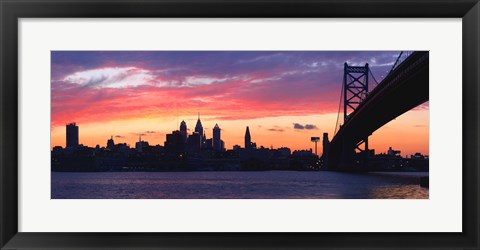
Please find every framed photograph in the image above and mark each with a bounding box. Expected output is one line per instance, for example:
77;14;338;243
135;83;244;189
1;0;479;249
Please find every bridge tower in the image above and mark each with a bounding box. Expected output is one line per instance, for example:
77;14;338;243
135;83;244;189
343;62;369;167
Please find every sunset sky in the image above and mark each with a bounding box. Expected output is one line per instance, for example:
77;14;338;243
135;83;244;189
51;51;429;156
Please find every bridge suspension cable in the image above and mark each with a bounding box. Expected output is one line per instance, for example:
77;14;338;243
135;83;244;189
369;69;380;86
334;77;344;136
387;51;413;77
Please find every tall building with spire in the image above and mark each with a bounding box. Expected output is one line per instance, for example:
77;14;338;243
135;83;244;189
194;113;204;139
245;126;251;149
135;136;149;153
180;120;187;143
107;136;115;149
213;124;221;151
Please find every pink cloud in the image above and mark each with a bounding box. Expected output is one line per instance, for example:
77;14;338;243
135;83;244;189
51;51;404;127
51;75;340;127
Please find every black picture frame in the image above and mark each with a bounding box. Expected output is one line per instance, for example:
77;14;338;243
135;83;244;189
1;0;479;249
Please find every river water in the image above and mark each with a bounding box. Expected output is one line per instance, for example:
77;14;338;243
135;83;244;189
51;171;428;199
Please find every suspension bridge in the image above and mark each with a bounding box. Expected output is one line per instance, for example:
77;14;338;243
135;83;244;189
325;51;429;170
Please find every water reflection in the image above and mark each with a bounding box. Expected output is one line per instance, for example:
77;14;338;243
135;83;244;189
52;171;429;199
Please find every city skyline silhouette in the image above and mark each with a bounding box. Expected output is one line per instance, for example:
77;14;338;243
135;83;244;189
51;51;428;156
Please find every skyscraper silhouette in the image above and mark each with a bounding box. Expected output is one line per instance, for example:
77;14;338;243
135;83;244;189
165;130;185;154
66;122;79;148
180;120;187;143
107;136;114;149
194;113;204;139
187;132;202;152
245;126;251;149
202;130;206;145
322;132;330;158
213;124;221;151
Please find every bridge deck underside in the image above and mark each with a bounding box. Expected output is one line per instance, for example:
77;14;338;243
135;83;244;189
328;52;429;170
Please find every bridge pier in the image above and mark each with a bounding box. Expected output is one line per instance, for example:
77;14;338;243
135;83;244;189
339;139;352;170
